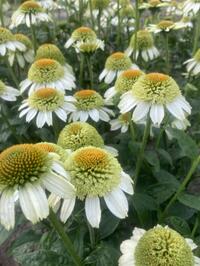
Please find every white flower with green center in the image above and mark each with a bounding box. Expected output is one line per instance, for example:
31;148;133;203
148;20;176;33
67;89;114;122
174;16;193;30
183;0;200;15
57;122;118;156
0;27;25;56
75;39;105;53
139;0;169;9
110;113;130;133
8;33;34;68
99;52;139;84
119;225;200;266
184;49;200;76
111;4;135;30
19;87;76;128
0;144;75;230
105;69;144;101
0;80;20;102
125;30;160;62
10;1;51;29
118;73;191;126
49;146;133;228
20;58;76;95
64;27;98;49
35;43;75;77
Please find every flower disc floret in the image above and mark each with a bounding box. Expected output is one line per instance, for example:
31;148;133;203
36;142;68;162
19;1;43;13
130;30;154;50
15;33;32;49
134;226;194;266
194;49;200;61
35;44;65;65
0;27;14;44
91;0;110;9
132;73;181;104
28;59;64;83
115;69;144;94
0;144;50;187
65;147;122;199
105;52;132;71
28;88;64;111
74;90;104;110
71;27;97;42
57;122;104;151
158;20;174;30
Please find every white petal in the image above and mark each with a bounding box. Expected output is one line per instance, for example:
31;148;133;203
89;109;100;122
105;70;116;84
119;171;134;195
60;197;76;223
150;104;165;126
166;101;185;120
85;196;101;228
132;102;150;122
0;189;15;230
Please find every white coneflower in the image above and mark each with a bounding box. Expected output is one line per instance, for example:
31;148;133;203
19;87;76;128
174;16;193;30
119;225;200;266
74;39;104;53
104;69;144;101
184;49;200;76
148;19;176;33
0;144;75;230
125;30;159;62
67;89;114;122
10;0;51;29
139;0;169;10
183;0;200;15
8;33;34;68
110;113;129;133
0;27;25;56
49;146;133;228
20;59;76;95
0;80;20;102
119;73;191;126
99;52;139;84
35;43;75;76
57;121;118;156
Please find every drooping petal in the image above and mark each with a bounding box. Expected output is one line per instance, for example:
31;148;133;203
85;196;101;228
0;188;15;230
60;197;76;223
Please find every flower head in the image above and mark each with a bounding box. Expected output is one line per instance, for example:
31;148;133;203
19;87;76;127
110;113;130;133
183;0;200;15
57;122;104;151
140;0;169;9
184;49;200;76
119;225;200;266
10;1;51;28
20;58;75;94
36;44;66;65
0;80;19;102
91;0;110;10
99;52;138;84
75;39;104;53
0;144;75;230
104;69;144;100
119;73;191;125
148;20;176;33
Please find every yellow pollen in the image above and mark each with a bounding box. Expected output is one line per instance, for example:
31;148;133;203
35;59;56;67
122;69;143;78
36;143;56;153
158;20;174;28
75;89;96;98
35;88;57;98
146;73;169;82
21;1;41;9
77;27;92;33
74;148;108;167
120;113;129;122
111;52;126;59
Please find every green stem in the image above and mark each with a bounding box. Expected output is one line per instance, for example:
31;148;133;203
49;210;83;266
97;8;102;36
129;113;135;141
165;33;170;74
86;55;94;88
155;115;169;149
191;213;200;238
30;15;37;54
133;116;151;189
89;0;95;29
79;53;85;87
0;0;4;26
87;222;95;249
192;12;200;55
133;0;139;61
5;58;19;88
116;0;121;47
161;155;200;219
79;0;83;26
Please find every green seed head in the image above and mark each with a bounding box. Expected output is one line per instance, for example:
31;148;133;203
76;41;102;53
57;122;104;151
74;89;104;111
15;33;32;49
71;27;97;42
91;0;110;9
65;146;122;199
120;4;135;18
28;59;64;83
28;87;64;111
115;69;144;94
0;27;14;44
0;80;6;94
36;142;69;162
130;30;154;50
35;44;66;66
105;52;132;71
135;226;194;266
194;49;200;61
132;73;181;104
158;20;174;30
0;144;50;187
19;1;43;13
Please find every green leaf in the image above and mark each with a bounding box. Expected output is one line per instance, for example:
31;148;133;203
147;183;178;204
99;209;120;239
165;216;191;236
0;224;13;245
178;193;200;211
153;170;180;187
157;149;173;166
133;193;158;211
144;150;160;171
